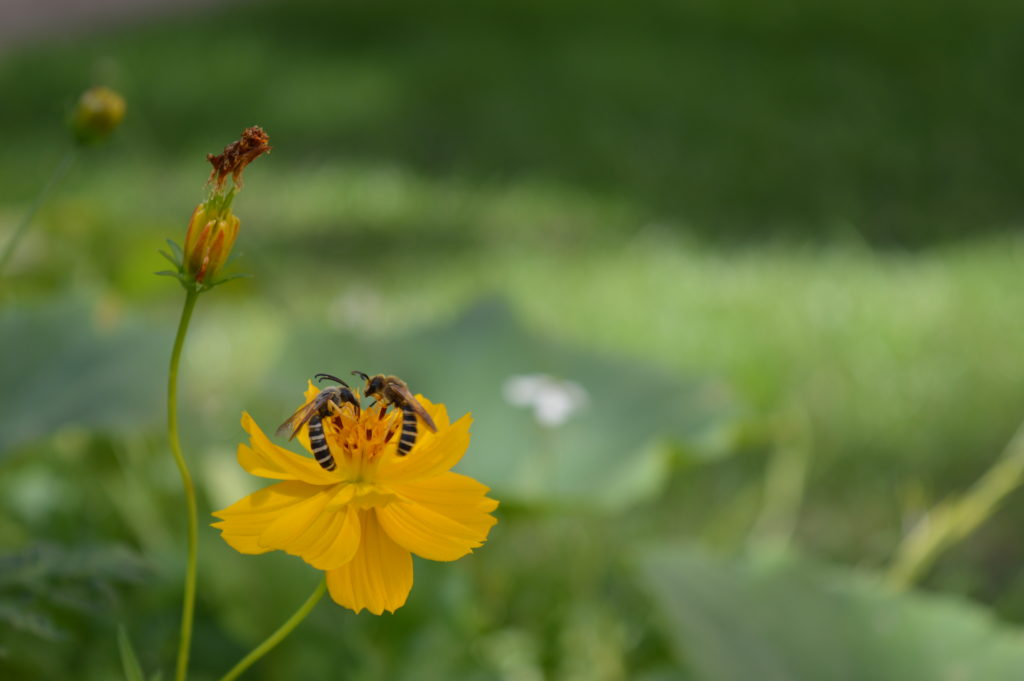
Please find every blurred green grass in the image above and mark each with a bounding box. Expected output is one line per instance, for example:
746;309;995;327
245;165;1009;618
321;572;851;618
2;0;1023;244
3;0;1024;679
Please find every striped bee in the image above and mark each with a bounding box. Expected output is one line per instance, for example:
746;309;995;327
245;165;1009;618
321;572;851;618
351;372;437;456
275;373;360;471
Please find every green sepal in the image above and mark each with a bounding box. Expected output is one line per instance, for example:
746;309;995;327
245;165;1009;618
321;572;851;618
207;272;253;290
165;239;184;263
117;625;145;681
154;270;180;278
158;249;181;268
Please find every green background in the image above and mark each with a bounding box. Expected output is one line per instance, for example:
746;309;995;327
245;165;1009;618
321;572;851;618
2;0;1024;678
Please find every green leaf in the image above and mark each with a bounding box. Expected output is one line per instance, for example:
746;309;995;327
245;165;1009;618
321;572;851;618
639;545;1024;681
117;625;145;681
154;270;180;278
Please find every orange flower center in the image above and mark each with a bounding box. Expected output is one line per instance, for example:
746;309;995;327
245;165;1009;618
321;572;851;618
317;405;407;504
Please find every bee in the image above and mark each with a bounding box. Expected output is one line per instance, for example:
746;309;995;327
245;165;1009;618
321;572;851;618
351;371;437;456
275;373;361;471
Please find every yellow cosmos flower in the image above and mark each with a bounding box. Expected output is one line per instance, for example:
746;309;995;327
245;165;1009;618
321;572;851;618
212;383;499;615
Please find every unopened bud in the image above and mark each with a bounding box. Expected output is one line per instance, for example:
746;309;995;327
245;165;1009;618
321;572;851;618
71;86;126;145
183;197;240;285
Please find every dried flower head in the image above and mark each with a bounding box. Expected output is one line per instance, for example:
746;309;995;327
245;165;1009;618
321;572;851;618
207;126;272;192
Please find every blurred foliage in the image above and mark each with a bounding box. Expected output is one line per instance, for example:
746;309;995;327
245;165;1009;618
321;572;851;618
2;0;1024;245
0;299;165;455
0;542;147;680
3;0;1024;678
643;545;1024;681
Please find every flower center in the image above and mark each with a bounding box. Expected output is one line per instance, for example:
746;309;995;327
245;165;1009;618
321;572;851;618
321;405;402;479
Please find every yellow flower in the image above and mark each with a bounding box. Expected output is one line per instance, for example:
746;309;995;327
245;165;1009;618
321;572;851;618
212;383;499;614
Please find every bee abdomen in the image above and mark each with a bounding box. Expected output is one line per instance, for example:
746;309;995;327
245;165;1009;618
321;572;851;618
308;416;336;471
397;408;418;456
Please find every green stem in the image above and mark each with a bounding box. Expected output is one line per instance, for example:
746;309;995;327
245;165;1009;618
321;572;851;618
169;290;200;681
749;405;812;554
217;578;328;681
887;419;1024;589
0;148;76;275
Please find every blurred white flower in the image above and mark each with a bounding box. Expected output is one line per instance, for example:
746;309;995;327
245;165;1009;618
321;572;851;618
502;373;588;427
327;285;383;331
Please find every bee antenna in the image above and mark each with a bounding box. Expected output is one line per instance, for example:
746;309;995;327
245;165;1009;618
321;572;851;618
351;370;370;381
314;373;350;388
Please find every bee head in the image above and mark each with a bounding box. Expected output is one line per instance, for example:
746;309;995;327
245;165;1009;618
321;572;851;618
315;373;360;414
351;371;384;398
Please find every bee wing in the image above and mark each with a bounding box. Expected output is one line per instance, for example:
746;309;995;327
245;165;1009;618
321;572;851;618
387;379;437;432
275;399;320;440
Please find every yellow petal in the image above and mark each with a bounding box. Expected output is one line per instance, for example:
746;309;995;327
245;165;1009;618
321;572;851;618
326;510;413;615
376;493;495;561
416;396;451;430
238;412;337;485
390;472;500;522
211;480;320;554
307;506;362;570
303;380;320;404
258;489;331;548
293;381;320;453
376;412;473;483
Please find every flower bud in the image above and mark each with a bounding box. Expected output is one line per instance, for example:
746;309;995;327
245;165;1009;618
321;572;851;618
71;86;126;145
157;127;269;292
182;198;240;285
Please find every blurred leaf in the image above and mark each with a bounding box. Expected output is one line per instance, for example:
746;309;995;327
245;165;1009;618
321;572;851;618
117;625;145;681
640;545;1024;681
0;300;165;456
0;602;62;641
277;300;738;509
0;542;148;643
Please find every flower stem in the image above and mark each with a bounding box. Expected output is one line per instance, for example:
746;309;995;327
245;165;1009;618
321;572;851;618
217;578;328;681
887;419;1024;589
0;147;76;275
169;290;200;681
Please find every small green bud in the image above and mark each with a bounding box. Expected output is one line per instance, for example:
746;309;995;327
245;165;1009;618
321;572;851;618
71;86;126;145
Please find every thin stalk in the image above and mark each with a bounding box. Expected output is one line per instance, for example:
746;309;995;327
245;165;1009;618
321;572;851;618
0;148;76;274
749;405;812;554
887;419;1024;589
218;578;328;681
169;290;200;681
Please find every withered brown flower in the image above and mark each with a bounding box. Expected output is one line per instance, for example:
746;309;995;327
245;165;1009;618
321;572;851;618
207;126;272;191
